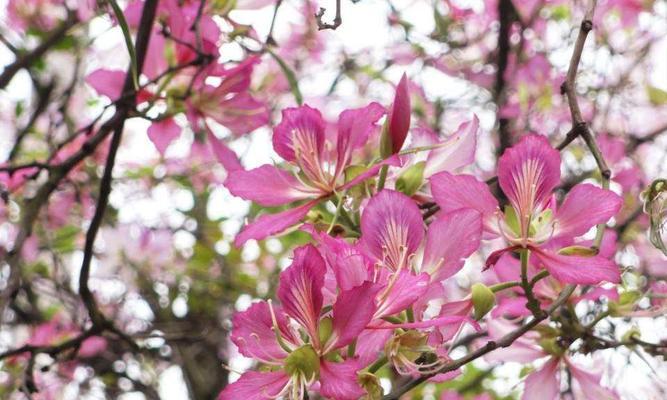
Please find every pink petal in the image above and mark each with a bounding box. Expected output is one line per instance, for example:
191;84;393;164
355;329;393;367
423;115;479;178
369;315;480;331
497;134;561;237
387;73;411;154
207;129;243;172
360;189;424;270
337;155;401;191
303;226;371;291
531;247;621;285
234;200;318;246
319;360;365;400
422;208;482;281
485;319;543;363
230;302;293;364
490;297;532;318
329;281;382;350
85;69;125;100
552;183;622;241
277;244;326;343
215;93;270;135
375;271;430;318
218;371;289;400
147;118;181;155
430;172;499;235
272;105;326;163
336;102;385;173
521;357;560;400
225;165;321;206
568;361;619;400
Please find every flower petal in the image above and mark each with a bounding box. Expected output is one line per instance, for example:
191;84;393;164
273;105;326;163
207;129;243;172
337;155;401;191
531;247;621;285
422;208;482;281
234;200;318;246
423;115;479;178
568;360;619;400
430;172;499;235
319;360;365;400
360;189;424;270
375;271;430;318
277;244;326;343
225;165;321;206
147;118;181;155
218;371;289;400
521;357;560;400
552;183;622;241
497;134;560;237
85;69;125;100
329;281;382;350
336;102;385;173
231;301;293;363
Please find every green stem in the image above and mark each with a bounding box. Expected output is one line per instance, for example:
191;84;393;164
520;249;544;318
377;165;388;191
529;270;550;287
489;281;520;293
327;193;346;234
368;356;388;373
406;306;414;323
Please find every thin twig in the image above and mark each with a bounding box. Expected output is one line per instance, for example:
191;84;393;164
315;0;342;30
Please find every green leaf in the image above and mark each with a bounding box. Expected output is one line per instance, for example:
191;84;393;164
107;0;138;90
53;225;80;253
267;49;303;105
647;86;667;105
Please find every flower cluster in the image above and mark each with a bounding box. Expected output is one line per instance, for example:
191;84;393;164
220;77;624;399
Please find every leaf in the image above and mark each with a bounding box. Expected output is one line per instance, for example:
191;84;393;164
107;0;138;90
267;49;303;105
53;225;80;253
647;86;667;105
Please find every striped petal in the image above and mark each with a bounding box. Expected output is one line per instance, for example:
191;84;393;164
277;245;326;345
360;189;424;271
498;135;561;239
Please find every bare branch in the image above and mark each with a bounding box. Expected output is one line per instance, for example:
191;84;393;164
315;0;342;30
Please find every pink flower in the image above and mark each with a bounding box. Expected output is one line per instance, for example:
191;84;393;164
226;103;399;246
219;245;379;400
431;134;623;285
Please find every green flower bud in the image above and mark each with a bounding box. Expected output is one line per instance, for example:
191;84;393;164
557;245;598;256
395;161;425;196
471;283;495;320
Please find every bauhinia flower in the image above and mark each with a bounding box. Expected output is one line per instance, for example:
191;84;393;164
485;319;619;400
219;245;380;400
430;134;623;284
225;102;399;246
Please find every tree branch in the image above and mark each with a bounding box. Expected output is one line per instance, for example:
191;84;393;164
382;285;577;399
0;13;77;90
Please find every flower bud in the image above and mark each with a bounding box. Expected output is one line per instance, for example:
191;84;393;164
395;161;425;196
380;73;411;156
557;245;598;256
641;179;667;256
471;283;495;320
